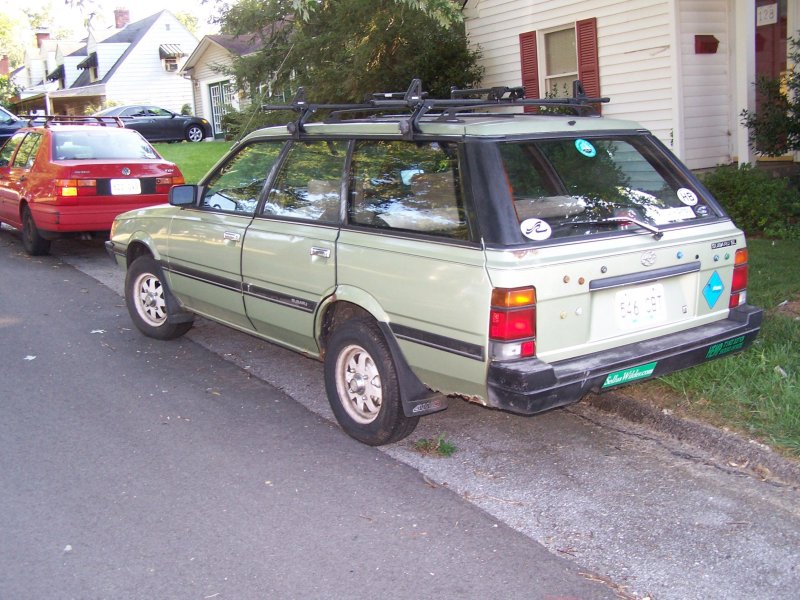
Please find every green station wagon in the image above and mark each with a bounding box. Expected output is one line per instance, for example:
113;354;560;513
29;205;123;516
106;82;763;445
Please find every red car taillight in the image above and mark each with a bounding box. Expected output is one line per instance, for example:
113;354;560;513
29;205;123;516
55;178;97;198
729;248;749;308
489;286;536;360
155;174;185;194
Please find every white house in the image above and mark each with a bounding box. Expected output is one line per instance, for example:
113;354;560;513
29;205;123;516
14;9;199;116
180;34;264;138
463;0;798;169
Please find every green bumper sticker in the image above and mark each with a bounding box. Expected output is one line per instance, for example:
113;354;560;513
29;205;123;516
602;362;658;388
705;335;746;359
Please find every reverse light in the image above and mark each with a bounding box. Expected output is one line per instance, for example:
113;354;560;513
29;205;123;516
729;248;749;308
489;286;536;359
55;178;96;198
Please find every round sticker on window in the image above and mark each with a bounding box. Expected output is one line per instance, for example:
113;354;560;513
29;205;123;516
575;139;597;158
677;187;698;206
520;218;552;241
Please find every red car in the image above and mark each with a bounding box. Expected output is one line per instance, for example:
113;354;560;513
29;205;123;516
0;116;184;255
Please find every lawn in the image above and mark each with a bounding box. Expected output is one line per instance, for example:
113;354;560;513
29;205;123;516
153;141;232;183
153;141;800;456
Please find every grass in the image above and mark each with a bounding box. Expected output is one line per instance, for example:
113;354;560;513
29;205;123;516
153;141;232;183
154;142;800;457
414;435;457;457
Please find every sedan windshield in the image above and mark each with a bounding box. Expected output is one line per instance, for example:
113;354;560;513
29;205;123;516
500;136;717;241
52;130;159;160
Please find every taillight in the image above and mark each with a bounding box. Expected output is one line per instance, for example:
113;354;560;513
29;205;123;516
489;286;536;360
55;178;97;198
729;248;749;308
155;174;185;194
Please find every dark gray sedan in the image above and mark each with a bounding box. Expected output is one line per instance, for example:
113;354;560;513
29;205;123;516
94;105;212;143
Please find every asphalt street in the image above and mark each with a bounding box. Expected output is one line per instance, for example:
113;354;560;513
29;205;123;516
0;230;615;598
2;227;799;599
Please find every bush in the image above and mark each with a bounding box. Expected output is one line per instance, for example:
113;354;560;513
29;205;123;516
701;164;800;239
221;100;305;141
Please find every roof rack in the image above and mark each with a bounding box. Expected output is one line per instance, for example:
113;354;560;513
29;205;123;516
259;79;610;140
19;115;125;128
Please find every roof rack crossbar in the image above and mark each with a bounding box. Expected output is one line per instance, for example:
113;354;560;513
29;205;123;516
19;115;125;128
257;79;611;138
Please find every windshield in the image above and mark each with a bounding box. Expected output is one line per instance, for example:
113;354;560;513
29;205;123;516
52;130;159;160
499;136;717;241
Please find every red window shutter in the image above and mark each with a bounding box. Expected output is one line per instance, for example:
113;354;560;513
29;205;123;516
519;31;539;112
576;17;600;111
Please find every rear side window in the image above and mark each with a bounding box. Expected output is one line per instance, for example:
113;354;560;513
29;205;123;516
349;140;468;239
500;137;716;241
202;140;284;216
0;132;25;167
263;140;348;222
52;130;157;160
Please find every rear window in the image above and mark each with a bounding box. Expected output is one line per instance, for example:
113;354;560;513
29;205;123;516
500;136;717;241
52;130;158;160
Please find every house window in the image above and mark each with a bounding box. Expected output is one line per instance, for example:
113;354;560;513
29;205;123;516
544;27;577;96
164;58;178;72
519;18;600;108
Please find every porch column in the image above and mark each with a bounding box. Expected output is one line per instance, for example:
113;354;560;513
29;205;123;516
734;1;755;166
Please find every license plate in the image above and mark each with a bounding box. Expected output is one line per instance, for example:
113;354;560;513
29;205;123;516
110;178;141;195
615;283;666;329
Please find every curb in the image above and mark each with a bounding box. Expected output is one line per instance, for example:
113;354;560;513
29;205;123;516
585;391;800;488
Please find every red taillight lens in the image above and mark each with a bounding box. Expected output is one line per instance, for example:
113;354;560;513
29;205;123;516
55;178;97;197
729;248;749;308
490;286;536;358
490;308;535;340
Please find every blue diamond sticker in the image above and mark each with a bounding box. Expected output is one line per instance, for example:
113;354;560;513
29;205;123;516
703;271;725;308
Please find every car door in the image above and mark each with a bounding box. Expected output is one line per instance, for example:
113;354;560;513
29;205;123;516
0;132;42;228
240;139;348;355
164;140;286;329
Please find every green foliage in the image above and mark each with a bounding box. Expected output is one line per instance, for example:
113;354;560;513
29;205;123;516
217;0;483;105
741;36;800;156
414;434;457;457
701;164;800;239
0;75;21;110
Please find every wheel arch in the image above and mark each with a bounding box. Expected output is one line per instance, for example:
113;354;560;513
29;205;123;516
317;292;448;418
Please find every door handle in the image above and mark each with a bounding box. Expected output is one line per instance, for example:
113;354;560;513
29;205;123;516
309;247;331;258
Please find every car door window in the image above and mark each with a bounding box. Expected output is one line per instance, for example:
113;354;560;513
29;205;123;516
349;140;468;239
11;133;42;169
201;140;285;216
0;132;24;166
262;140;348;222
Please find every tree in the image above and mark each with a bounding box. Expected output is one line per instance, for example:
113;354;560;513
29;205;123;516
740;36;800;157
218;0;483;104
0;75;21;110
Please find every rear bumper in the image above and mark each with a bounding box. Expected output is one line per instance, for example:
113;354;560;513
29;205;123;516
31;199;164;233
486;304;763;415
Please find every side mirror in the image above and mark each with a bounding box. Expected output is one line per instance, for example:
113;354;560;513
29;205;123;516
169;184;198;207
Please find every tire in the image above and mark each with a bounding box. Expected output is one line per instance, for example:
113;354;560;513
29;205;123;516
324;319;419;446
125;256;194;340
185;124;204;143
21;206;51;256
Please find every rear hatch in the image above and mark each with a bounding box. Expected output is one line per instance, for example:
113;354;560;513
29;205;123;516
485;133;750;364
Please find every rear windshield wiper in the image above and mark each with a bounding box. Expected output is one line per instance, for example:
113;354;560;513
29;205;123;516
561;217;664;240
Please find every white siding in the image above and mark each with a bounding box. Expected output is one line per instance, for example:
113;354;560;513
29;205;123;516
677;0;732;168
189;43;237;123
104;12;198;113
465;0;676;148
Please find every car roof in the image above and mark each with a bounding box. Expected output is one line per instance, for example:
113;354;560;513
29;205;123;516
243;113;646;143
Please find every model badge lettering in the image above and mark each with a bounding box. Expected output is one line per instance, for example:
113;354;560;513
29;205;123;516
711;240;738;249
